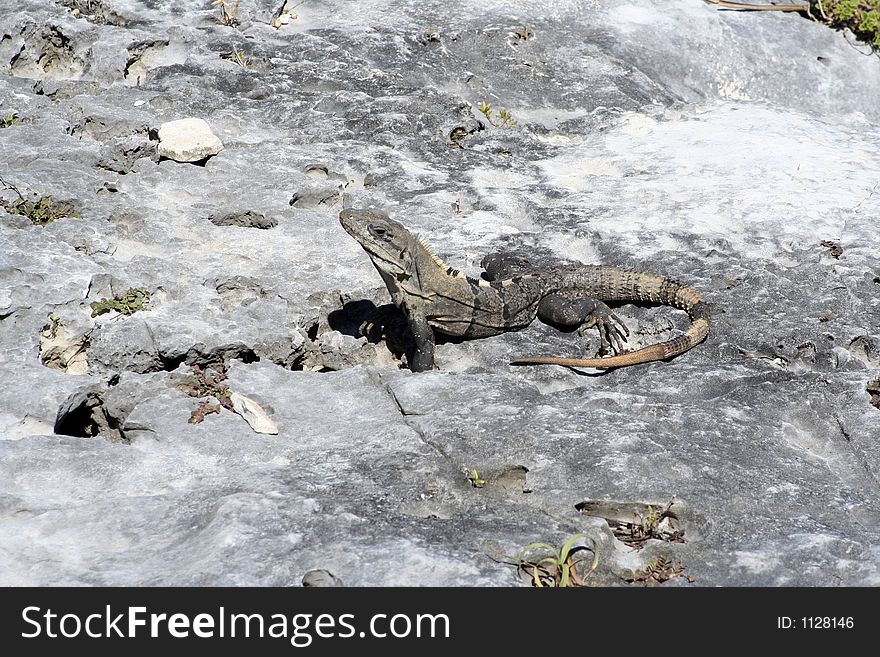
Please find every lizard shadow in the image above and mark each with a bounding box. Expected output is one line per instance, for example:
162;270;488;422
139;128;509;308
327;300;415;365
328;299;483;368
509;361;614;377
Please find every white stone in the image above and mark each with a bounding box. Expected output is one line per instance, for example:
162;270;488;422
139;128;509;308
229;391;278;435
157;118;223;162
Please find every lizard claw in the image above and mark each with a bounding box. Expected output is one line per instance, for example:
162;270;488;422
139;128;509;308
358;304;403;340
578;303;629;355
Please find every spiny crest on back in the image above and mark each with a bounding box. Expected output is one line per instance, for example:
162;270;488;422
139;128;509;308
414;234;465;278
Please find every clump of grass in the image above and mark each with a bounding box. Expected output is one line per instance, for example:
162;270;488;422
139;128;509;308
1;112;20;128
191;400;223;423
512;24;534;41
814;0;880;48
212;0;239;27
517;533;599;587
2;196;78;225
466;468;486;488
90;288;150;317
478;101;518;128
606;500;686;550
620;554;694;585
0;178;78;225
177;365;235;423
220;48;250;67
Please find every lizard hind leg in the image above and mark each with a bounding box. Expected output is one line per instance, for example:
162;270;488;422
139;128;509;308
537;294;629;355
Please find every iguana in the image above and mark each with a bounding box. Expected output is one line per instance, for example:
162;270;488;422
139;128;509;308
340;208;710;372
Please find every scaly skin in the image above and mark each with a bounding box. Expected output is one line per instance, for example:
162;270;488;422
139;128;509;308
340;208;710;371
509;267;710;368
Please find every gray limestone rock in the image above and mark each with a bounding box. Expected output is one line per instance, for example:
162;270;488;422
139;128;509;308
0;0;878;587
301;569;343;587
208;210;277;229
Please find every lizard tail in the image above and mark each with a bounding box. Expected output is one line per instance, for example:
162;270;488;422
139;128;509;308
511;270;710;369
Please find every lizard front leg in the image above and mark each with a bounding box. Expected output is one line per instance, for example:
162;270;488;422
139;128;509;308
537;294;629;355
480;252;534;281
407;313;436;372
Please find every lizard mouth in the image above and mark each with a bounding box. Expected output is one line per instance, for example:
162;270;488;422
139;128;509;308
339;209;411;278
339;213;405;275
360;244;406;276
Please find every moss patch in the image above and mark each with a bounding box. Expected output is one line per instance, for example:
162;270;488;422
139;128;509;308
90;288;151;317
0;178;79;226
814;1;880;48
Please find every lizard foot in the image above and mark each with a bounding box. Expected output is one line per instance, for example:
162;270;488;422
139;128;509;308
578;302;629;355
358;304;405;340
356;304;412;363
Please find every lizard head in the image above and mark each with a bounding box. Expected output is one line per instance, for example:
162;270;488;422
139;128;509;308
339;208;451;284
339;208;414;278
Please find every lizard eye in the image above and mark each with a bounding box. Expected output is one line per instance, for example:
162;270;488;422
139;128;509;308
368;224;392;241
